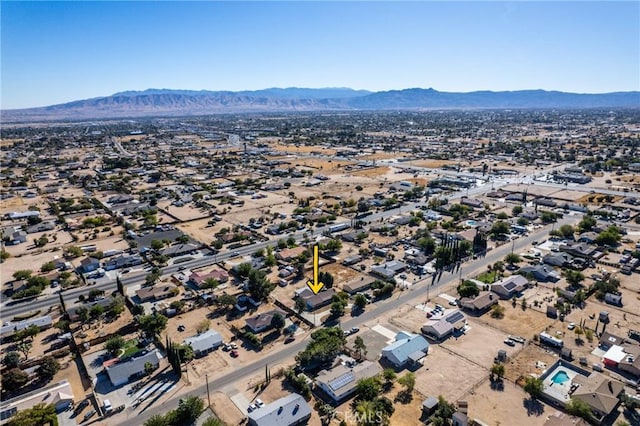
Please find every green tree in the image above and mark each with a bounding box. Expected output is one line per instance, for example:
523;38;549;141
6;403;57;426
398;372;416;393
295;297;307;314
296;327;346;366
457;280;480;298
2;367;29;390
12;270;32;281
3;351;21;369
578;215;596;232
565;398;595;423
216;293;237;309
490;304;505;319
145;361;156;377
175;395;205;424
40;262;56;273
37;356;60;382
355;400;377;426
564;270;585;287
318;271;334;289
431;395;456;426
108;296;126;317
512;205;523;216
354;336;367;359
490;363;505;381
382;368;396;390
105;336;126;355
144;414;168;426
138;313;168;338
201;278;219;290
558;224;575;239
490;220;510;237
270;313;286;332
354;294;368;310
356;376;382;401
504;252;521;266
523;376;544;399
76;306;89;323
330;301;345;317
247;268;275;301
89;304;104;320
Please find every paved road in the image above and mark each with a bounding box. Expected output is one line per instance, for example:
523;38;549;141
0;163;567;319
119;213;581;425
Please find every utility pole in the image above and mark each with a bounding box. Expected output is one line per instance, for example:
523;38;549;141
205;374;211;407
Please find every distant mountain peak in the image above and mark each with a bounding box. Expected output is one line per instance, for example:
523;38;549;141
3;87;638;122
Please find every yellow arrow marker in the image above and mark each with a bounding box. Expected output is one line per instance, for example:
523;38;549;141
307;245;324;295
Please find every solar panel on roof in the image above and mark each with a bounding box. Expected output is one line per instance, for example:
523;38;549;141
328;372;355;391
504;282;516;290
445;311;464;324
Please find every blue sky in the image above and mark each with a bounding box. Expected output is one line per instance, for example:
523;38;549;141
1;1;638;109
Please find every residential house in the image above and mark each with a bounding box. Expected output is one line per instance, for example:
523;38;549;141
0;315;53;339
0;380;74;424
618;344;640;379
315;361;383;403
183;330;223;356
577;232;599;244
277;246;307;262
459;291;499;314
560;242;602;260
342;277;375;295
136;284;178;303
105;350;162;386
189;269;229;288
460;197;484;209
8;231;27;245
371;261;406;280
79;257;100;273
26;221;55;234
160;243;199;258
421;310;466;340
381;331;429;368
297;288;337;311
245;309;287;333
103;255;143;270
543;252;574;268
518;265;560;282
490;275;528;299
570;373;624;422
247;393;311;426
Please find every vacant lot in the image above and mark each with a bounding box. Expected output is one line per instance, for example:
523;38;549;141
210;391;245;426
442;317;523;367
463;377;553;426
503;343;558;383
415;345;487;402
476;300;556;341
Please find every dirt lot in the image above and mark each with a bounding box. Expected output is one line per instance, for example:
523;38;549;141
74;310;138;343
442;316;523;368
1;247;66;286
210;391;246;425
176;217;232;246
2;228;74;257
475;300;556;341
349;166;391;178
503;343;558;383
463;377;554;426
415;345;488;402
158;201;208;222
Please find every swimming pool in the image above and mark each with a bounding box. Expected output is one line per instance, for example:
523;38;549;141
465;220;477;227
551;370;571;384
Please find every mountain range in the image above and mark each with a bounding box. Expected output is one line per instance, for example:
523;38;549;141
3;87;639;122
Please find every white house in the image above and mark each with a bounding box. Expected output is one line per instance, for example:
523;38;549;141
184;330;223;356
105;350;162;386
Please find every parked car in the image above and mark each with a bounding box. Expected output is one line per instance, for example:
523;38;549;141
84;410;96;421
567;322;576;330
284;335;295;344
350;327;360;334
247;404;257;413
504;339;515;346
177;324;186;332
230;349;239;357
255;398;264;407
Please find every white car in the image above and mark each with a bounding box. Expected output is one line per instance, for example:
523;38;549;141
255;398;264;408
568;322;576;330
